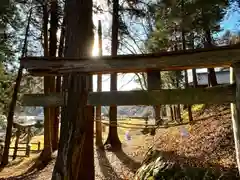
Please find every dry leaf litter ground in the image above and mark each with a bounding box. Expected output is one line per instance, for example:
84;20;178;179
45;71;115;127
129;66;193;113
0;104;238;179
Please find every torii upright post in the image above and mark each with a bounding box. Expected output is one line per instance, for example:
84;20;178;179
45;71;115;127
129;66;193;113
230;65;240;174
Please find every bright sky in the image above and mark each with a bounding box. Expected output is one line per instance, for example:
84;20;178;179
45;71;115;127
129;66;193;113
91;2;240;92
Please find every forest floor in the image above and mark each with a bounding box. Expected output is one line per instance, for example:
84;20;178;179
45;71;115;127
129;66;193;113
0;104;239;180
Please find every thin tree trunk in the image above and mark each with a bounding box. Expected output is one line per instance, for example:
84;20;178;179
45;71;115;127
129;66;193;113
52;0;94;178
205;28;217;87
189;32;198;88
52;11;65;152
184;70;193;122
170;105;174;121
192;68;198;88
181;15;193;122
1;9;32;166
95;20;103;148
175;72;181;122
105;0;121;150
49;0;58;152
41;2;52;161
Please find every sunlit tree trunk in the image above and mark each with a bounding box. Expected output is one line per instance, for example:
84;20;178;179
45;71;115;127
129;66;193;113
105;0;121;150
52;0;94;179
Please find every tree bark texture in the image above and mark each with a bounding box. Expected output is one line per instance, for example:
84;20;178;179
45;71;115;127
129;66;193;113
52;0;94;179
105;0;121;149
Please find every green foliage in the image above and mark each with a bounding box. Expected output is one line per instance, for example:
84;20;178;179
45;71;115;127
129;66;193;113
0;0;44;116
134;0;229;89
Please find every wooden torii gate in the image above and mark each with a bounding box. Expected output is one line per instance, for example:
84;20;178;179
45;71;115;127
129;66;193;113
20;44;240;176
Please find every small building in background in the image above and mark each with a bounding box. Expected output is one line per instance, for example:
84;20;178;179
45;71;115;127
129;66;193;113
189;69;230;87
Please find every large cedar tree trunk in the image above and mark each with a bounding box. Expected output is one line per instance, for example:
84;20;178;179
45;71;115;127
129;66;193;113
52;0;94;179
105;0;121;150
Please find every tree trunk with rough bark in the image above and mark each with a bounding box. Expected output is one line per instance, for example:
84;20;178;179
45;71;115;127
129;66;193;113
105;0;121;150
52;0;94;179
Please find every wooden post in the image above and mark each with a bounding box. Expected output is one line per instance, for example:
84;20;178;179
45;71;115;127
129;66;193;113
147;70;161;135
230;66;240;173
25;127;31;157
26;144;31;157
184;70;193;122
38;141;41;151
12;128;21;160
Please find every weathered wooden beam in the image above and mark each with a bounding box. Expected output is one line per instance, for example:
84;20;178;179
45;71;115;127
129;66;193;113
22;93;65;107
88;85;235;105
22;84;235;107
21;44;240;75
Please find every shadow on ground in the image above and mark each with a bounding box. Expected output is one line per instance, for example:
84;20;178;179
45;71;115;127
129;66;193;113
96;148;123;180
113;148;141;173
136;150;239;180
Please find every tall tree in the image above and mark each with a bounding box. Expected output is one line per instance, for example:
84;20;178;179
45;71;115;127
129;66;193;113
52;0;94;179
192;0;228;86
40;1;53;163
95;20;103;148
49;0;59;152
1;8;32;166
181;0;193;122
53;13;65;151
105;0;121;150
